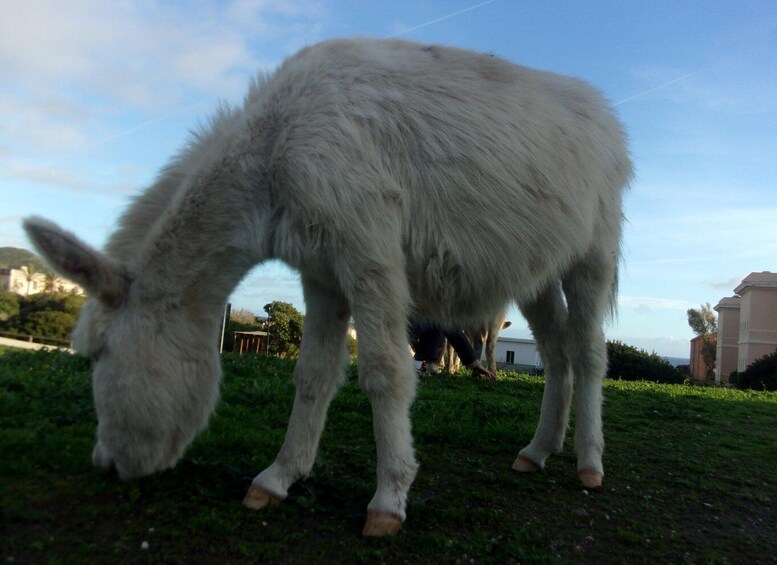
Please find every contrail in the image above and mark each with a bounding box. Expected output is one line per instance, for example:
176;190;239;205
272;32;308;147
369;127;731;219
388;0;500;38
614;70;701;106
89;99;207;148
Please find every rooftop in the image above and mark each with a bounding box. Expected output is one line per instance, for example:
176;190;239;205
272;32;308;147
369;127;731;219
734;271;777;295
714;296;741;311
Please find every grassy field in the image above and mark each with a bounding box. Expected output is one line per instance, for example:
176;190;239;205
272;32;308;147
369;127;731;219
2;347;776;564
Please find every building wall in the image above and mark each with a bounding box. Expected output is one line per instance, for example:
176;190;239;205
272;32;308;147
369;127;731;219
0;267;82;297
0;268;43;294
689;335;710;380
490;337;542;371
735;273;777;372
713;296;741;383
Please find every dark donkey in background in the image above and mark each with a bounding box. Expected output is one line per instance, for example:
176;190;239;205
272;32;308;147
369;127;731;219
25;37;631;537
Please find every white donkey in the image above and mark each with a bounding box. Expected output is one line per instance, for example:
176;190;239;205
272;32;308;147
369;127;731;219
24;38;631;537
469;311;513;374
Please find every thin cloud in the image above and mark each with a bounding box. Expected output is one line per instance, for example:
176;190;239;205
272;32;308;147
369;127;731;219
618;296;692;311
705;276;745;292
1;0;324;143
0;215;26;248
4;164;90;192
0;95;91;152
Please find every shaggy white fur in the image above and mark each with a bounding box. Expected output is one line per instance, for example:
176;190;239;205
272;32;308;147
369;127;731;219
24;38;631;536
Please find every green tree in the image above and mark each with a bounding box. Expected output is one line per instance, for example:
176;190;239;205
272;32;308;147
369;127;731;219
59;293;87;314
607;340;685;384
42;271;62;294
687;303;717;379
730;349;777;391
20;265;39;295
264;301;304;358
0;290;20;321
20;310;77;341
1;292;86;340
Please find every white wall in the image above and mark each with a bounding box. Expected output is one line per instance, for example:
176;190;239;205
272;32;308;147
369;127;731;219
488;337;542;369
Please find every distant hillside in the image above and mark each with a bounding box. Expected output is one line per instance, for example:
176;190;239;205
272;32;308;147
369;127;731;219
0;247;48;272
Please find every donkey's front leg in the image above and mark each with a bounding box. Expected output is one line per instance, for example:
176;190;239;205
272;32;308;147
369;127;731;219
350;306;419;535
243;277;350;510
360;357;419;536
357;344;419;536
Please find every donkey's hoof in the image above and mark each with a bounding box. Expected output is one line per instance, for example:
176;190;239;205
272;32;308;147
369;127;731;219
242;485;283;510
578;470;604;491
512;454;541;473
362;510;403;537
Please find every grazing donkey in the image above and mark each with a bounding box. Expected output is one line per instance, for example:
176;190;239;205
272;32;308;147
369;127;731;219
468;312;513;374
24;38;631;537
441;312;511;373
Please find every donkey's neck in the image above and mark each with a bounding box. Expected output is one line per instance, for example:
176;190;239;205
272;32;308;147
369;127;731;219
133;143;271;315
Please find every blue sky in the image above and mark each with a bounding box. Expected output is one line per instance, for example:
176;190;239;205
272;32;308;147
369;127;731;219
2;1;776;358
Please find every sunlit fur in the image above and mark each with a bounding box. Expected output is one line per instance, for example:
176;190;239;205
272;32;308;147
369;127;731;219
24;38;631;527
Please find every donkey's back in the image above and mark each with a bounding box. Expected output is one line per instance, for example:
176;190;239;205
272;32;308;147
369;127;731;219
254;39;631;323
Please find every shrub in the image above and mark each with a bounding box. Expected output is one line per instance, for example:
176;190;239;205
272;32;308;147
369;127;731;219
730;350;777;391
264;301;304;358
0;292;86;340
0;290;20;321
19;310;78;341
606;340;685;384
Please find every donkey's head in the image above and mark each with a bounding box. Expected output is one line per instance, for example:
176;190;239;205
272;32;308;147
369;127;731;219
23;217;222;479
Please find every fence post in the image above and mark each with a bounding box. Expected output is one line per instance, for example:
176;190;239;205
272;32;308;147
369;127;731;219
219;303;231;354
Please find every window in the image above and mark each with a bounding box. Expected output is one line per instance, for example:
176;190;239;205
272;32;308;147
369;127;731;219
506;350;515;364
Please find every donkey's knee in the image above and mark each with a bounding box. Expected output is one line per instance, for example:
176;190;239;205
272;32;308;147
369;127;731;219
357;350;417;402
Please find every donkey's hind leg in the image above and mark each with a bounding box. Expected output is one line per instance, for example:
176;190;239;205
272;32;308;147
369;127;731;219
244;276;350;510
562;252;615;490
513;282;573;473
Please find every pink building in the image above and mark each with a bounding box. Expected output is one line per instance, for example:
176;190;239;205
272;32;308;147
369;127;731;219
689;335;711;381
711;272;777;382
733;272;777;372
713;296;741;383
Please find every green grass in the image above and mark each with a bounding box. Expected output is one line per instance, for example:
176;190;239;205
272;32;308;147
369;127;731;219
2;347;776;563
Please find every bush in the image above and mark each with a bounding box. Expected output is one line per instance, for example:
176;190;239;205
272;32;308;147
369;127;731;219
0;292;86;340
607;340;685;384
19;310;78;341
264;301;304;358
0;290;20;321
730;350;777;391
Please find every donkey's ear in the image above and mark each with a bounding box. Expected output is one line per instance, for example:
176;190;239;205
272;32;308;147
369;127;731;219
23;216;130;307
